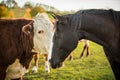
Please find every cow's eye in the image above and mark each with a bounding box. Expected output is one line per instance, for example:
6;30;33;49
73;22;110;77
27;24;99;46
38;30;44;34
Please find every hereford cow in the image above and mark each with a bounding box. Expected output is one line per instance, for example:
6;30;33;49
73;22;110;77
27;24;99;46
0;13;53;80
31;13;53;73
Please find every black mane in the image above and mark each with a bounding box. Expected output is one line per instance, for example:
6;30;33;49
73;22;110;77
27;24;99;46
63;9;120;30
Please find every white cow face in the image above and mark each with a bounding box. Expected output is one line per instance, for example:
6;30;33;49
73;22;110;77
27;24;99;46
33;13;54;53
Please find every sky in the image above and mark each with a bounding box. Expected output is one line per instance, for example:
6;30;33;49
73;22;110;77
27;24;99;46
1;0;120;11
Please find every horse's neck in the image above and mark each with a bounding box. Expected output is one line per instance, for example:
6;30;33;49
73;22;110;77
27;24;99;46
78;11;116;48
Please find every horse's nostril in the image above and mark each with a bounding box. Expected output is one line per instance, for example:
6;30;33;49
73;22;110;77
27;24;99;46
49;59;51;63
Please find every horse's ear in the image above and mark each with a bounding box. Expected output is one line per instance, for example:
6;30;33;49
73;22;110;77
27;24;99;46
47;11;69;24
47;11;59;21
57;16;69;24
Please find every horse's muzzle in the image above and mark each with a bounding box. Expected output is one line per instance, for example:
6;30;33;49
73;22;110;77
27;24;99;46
49;59;63;69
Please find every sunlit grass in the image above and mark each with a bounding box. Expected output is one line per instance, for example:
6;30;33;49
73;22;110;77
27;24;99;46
24;41;115;80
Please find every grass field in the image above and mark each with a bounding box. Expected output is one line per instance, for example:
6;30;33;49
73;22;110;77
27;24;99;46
24;41;115;80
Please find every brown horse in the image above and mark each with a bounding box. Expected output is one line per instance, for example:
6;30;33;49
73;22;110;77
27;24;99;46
68;39;90;60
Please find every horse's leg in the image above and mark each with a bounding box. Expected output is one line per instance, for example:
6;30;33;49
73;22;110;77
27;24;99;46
44;54;50;73
0;68;6;80
80;41;87;58
103;48;120;80
32;53;39;73
68;52;73;61
86;40;90;57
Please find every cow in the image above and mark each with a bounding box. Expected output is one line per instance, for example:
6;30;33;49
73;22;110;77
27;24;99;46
49;9;120;80
31;13;54;73
0;13;54;80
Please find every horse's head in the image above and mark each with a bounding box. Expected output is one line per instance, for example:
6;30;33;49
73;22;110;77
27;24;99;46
49;15;79;68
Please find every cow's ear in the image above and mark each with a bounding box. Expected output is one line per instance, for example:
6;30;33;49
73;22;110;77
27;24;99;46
22;24;33;36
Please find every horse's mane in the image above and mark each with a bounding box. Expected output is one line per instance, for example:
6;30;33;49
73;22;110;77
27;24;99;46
64;9;120;48
64;9;120;29
109;9;120;27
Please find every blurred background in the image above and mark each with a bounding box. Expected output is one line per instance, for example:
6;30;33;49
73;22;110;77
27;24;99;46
0;0;120;19
0;0;76;19
0;0;119;80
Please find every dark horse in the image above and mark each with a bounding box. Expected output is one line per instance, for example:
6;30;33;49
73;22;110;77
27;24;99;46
49;9;120;80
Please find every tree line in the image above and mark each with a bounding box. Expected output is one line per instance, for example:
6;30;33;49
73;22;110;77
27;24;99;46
0;0;75;18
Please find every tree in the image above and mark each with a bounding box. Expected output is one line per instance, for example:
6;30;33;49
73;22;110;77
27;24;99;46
23;1;33;8
0;0;18;8
23;8;31;19
30;6;46;17
1;0;6;6
7;9;16;18
0;4;8;18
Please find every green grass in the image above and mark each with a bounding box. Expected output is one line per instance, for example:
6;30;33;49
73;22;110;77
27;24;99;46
24;41;115;80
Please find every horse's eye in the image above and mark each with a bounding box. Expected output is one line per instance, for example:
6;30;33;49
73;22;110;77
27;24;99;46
55;32;60;39
55;32;58;37
57;20;66;25
56;21;59;24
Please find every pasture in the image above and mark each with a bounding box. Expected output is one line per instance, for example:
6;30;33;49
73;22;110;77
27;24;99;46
24;41;115;80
